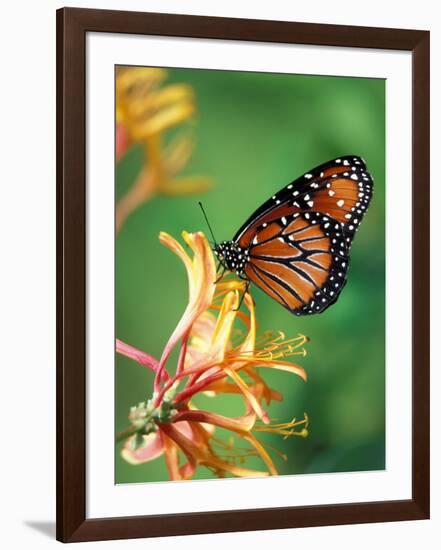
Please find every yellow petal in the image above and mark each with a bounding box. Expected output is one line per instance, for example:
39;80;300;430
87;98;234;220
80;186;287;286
149;84;194;110
237;292;256;354
243;359;307;382
159;176;212;196
124;84;193;124
243;432;278;475
132;101;194;140
206;458;269;478
159;231;192;273
185;311;217;367
157;232;216;375
163;133;194;174
225;367;270;424
116;67;166;96
209;291;239;363
189;311;217;350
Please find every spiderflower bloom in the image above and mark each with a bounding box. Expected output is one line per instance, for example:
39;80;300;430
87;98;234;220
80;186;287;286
117;231;309;480
116;67;211;232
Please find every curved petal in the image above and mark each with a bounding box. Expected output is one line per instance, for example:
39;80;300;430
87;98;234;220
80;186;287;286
242;293;256;350
116;67;166;97
173;409;256;433
179;461;197;480
160;423;268;478
225;367;270;424
173;420;194;439
183;290;239;388
155;232;216;388
185;311;217;366
121;432;164;465
159;231;192;273
240;358;307;382
243;432;278;475
116;338;159;372
132;98;194;140
209;291;239;363
116;123;129;161
161;430;181;480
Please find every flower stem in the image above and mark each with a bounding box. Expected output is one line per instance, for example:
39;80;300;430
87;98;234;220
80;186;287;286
116;425;139;443
116;169;156;233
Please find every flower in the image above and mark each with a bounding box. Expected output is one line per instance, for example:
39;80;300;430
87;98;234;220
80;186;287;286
117;231;309;480
115;67;211;232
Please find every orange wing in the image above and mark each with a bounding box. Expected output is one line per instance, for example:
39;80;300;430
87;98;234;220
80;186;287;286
235;155;373;250
245;212;349;315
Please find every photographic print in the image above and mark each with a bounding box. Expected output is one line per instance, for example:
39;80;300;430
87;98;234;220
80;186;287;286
57;9;429;540
115;65;385;484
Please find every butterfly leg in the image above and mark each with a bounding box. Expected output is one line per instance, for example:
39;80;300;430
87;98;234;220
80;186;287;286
214;266;226;284
233;278;250;311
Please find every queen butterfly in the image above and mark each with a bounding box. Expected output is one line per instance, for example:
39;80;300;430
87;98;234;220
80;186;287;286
207;155;373;315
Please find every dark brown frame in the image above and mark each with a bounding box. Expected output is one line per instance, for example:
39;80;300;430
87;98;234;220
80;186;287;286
56;7;430;543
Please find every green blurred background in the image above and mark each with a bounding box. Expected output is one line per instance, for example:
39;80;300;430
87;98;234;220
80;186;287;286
115;68;385;483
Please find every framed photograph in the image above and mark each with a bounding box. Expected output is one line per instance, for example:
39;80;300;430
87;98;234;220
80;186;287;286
56;7;430;543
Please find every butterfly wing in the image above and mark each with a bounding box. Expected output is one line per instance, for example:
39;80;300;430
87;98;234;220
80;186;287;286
244;212;349;315
234;155;373;250
233;155;373;315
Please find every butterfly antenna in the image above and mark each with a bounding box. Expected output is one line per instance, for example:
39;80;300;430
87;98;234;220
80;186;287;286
198;202;217;245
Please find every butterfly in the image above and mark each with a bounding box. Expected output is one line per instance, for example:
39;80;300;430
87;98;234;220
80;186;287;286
209;155;374;315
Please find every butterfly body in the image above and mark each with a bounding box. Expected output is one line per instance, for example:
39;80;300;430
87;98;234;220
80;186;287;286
214;240;249;276
214;155;373;315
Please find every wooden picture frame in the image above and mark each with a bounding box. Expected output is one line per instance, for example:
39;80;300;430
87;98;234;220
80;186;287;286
56;7;430;542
